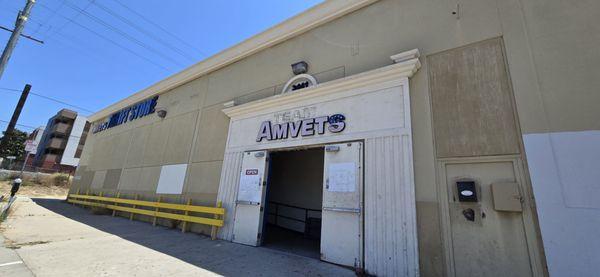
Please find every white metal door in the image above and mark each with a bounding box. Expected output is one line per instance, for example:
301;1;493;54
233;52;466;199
232;150;268;246
321;142;363;268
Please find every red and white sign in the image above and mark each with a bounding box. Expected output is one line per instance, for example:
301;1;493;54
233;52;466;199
245;169;259;175
24;140;38;153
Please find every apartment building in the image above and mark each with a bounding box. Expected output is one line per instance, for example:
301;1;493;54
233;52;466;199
34;109;89;173
23;126;45;167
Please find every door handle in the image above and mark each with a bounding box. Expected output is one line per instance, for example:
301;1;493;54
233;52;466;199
323;207;360;213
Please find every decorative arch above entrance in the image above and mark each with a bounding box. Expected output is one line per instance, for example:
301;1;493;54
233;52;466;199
280;73;318;94
216;49;421;276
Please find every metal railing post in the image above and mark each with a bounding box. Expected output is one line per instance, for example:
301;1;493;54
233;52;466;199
181;198;192;233
211;201;222;240
112;192;120;217
130;194;138;221
66;194;225;234
73;188;80;206
85;189;90;210
153;196;162;226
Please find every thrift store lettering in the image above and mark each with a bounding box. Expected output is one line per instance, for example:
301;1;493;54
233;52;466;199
93;96;158;133
256;114;346;142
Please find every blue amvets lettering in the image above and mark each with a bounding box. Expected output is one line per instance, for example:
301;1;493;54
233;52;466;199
256;113;346;142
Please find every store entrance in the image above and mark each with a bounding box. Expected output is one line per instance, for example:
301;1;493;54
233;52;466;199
262;147;324;259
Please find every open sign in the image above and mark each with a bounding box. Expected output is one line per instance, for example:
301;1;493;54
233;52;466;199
245;169;259;175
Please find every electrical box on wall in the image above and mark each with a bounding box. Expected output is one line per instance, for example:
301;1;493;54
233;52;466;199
456;181;478;202
491;182;523;212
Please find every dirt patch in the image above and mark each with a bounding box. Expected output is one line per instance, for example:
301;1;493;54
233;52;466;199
0;181;68;199
4;238;51;249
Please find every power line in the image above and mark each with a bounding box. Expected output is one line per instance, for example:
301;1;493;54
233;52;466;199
0;87;20;92
29;92;93;114
51;31;163;80
0;119;41;131
0;87;94;114
0;119;83;140
60;0;184;67
0;25;44;44
0;7;48;36
42;0;93;40
15;2;166;74
43;20;163;76
90;0;195;61
32;0;66;36
37;3;170;71
52;31;109;63
0;0;36;79
28;21;44;36
111;0;208;57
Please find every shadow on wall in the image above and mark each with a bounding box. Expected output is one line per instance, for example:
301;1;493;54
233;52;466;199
30;198;351;276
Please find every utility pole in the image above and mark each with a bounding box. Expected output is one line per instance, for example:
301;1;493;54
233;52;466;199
0;84;31;155
0;0;36;80
0;25;44;44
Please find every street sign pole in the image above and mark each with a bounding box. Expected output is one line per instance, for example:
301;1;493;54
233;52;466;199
20;151;29;176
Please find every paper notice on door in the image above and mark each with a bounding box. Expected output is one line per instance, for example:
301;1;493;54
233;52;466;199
328;162;356;192
237;172;262;203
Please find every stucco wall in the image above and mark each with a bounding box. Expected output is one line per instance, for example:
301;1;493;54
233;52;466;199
498;1;600;275
73;0;600;275
60;115;87;166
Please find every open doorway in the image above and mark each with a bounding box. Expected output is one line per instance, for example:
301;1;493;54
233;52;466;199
263;147;324;259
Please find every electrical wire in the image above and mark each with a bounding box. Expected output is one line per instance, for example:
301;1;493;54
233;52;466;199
0;7;45;36
90;0;196;61
60;0;184;67
0;119;44;131
111;0;208;57
0;88;94;114
37;3;171;71
43;0;93;40
32;0;66;36
0;119;84;140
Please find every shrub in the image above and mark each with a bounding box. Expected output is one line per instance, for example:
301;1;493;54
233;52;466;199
0;171;71;186
50;173;71;186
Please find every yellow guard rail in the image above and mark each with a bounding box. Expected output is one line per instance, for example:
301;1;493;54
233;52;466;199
67;192;224;239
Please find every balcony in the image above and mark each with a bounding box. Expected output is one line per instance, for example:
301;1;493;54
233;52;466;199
51;122;70;134
56;109;77;120
48;138;66;149
42;154;60;163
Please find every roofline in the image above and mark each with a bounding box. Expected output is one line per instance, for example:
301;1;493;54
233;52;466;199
89;0;379;122
222;52;421;119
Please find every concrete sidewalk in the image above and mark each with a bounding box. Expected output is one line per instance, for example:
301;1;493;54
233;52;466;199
0;235;34;276
0;197;354;276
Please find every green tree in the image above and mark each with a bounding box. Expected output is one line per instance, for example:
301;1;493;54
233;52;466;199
0;129;29;161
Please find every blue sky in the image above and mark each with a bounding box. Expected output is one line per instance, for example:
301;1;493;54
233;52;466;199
0;0;322;133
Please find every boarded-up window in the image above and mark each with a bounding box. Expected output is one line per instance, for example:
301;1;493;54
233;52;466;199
156;164;187;194
428;38;520;158
103;168;122;190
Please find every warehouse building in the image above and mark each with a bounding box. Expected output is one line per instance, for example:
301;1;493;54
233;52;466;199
71;0;600;276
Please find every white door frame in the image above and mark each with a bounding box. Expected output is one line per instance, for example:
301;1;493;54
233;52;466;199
321;141;364;268
217;52;421;276
231;150;268;246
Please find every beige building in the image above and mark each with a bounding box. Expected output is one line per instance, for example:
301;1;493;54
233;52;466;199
71;0;600;276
